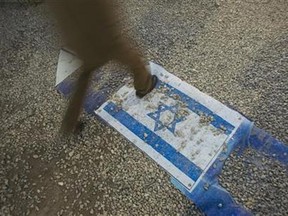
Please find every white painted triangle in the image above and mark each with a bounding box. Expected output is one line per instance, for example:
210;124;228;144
55;49;83;86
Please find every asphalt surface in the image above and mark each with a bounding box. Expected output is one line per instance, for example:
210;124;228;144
0;0;287;215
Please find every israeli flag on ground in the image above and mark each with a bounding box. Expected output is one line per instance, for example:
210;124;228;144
95;62;246;191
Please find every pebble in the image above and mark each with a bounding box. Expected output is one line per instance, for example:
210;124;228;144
68;150;74;157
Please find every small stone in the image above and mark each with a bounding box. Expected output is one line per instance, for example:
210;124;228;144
33;155;39;159
203;183;210;190
68;150;74;157
58;182;64;186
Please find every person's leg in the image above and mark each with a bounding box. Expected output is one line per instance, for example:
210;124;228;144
48;0;109;134
60;64;95;135
114;41;157;97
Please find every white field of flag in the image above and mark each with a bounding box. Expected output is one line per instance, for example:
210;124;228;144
95;62;245;191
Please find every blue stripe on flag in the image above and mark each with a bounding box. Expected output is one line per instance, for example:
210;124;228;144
104;102;203;182
157;81;235;135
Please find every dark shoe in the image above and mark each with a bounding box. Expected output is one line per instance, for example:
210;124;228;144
136;75;158;98
60;118;85;137
74;120;85;134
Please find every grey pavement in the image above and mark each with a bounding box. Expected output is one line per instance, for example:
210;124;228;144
0;0;287;215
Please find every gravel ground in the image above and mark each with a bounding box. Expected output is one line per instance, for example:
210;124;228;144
0;0;287;215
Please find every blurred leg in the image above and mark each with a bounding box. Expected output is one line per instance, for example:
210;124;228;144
60;64;96;135
113;40;154;93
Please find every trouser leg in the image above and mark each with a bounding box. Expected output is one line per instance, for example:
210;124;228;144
114;41;152;92
60;64;96;135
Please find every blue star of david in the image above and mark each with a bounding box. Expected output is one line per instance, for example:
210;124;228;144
147;104;186;134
